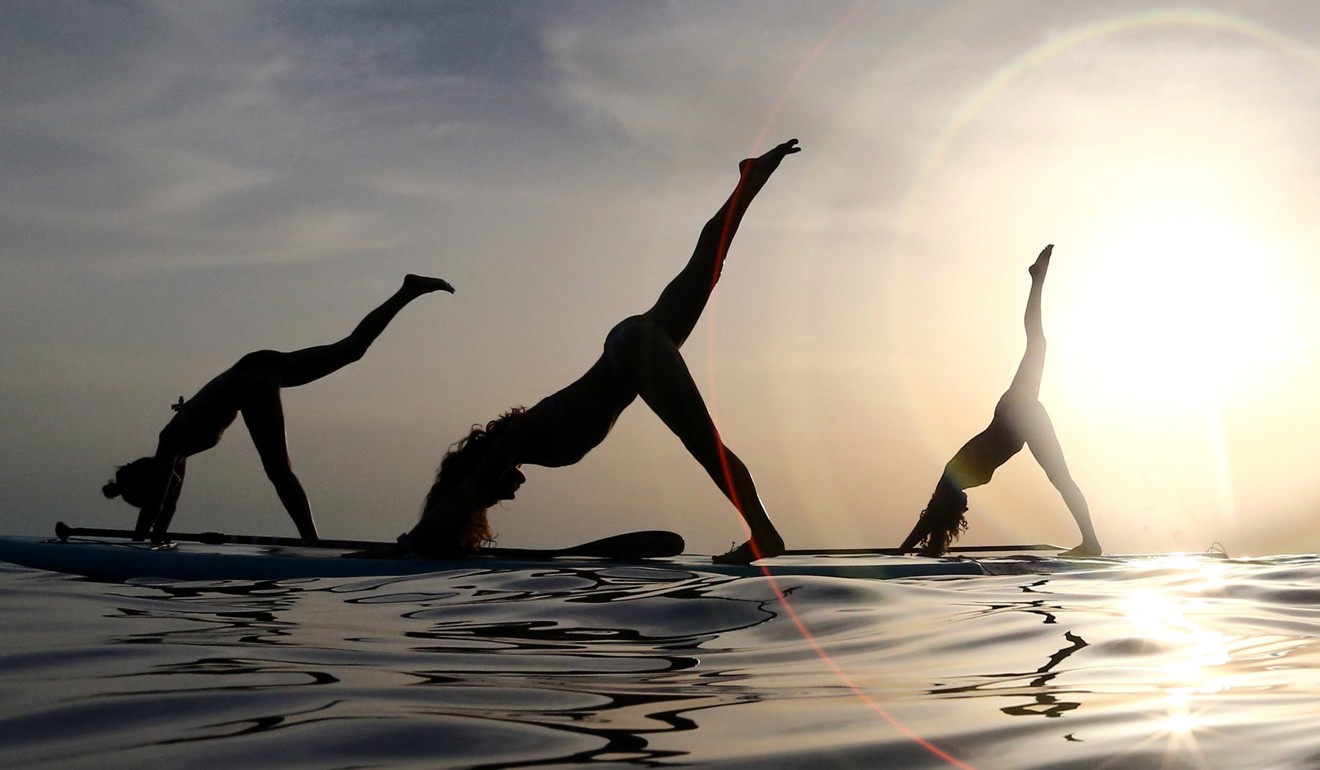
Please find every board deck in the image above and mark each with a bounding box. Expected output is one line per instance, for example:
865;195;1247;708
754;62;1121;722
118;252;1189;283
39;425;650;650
972;550;1230;576
0;536;987;582
653;554;986;580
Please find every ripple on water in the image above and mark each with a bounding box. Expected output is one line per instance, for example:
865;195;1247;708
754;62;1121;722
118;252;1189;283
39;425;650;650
5;556;1320;768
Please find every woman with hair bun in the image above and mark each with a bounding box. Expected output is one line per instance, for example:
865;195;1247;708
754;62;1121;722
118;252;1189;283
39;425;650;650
105;274;454;542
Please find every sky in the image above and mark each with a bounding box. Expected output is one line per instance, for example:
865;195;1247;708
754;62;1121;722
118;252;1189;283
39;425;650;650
4;0;1320;557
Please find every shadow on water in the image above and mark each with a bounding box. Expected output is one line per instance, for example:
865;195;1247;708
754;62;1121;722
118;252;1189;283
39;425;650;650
928;578;1091;720
76;566;797;767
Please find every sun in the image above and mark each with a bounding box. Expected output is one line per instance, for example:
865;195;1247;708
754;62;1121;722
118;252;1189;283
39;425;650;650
1048;193;1306;418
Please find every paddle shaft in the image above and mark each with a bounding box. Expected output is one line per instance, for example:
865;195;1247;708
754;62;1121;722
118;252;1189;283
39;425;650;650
54;522;683;560
57;522;390;550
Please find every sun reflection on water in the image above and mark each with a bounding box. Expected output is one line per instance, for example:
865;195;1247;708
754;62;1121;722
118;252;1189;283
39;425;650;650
1120;559;1236;765
1162;691;1199;735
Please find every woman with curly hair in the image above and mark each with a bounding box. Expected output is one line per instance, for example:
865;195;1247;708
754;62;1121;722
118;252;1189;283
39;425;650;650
406;140;801;565
899;245;1101;558
104;274;455;542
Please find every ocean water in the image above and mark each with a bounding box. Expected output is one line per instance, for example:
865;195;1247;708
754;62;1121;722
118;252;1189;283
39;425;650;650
2;553;1320;769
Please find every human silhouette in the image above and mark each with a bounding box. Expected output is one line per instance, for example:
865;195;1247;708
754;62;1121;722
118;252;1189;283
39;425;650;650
900;245;1101;557
405;140;801;565
104;274;455;541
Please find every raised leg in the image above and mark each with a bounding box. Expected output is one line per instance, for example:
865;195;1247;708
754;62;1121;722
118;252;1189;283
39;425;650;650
1006;245;1052;399
277;274;453;388
608;320;783;563
641;140;799;347
240;387;319;539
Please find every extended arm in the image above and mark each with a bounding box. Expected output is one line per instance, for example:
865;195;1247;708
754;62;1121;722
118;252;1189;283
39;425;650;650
134;454;184;541
408;420;528;554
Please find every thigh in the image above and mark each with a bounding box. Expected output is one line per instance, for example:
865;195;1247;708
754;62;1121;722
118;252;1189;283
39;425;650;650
235;345;356;389
605;319;723;462
238;387;292;474
264;343;360;388
1020;402;1076;484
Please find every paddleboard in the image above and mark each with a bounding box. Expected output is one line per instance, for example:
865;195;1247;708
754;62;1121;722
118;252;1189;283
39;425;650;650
974;550;1231;576
0;535;987;582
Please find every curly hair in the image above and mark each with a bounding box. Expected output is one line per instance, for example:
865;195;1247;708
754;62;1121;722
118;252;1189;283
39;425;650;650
912;476;969;557
417;407;526;553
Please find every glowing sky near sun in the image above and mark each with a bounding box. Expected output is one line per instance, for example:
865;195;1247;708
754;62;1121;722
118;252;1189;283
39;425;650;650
3;2;1320;556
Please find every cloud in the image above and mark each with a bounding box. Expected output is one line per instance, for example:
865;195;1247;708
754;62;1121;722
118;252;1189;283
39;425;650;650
0;2;645;272
0;1;167;106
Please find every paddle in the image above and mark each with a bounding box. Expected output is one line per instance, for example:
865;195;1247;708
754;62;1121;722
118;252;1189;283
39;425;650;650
483;530;684;560
54;522;685;561
781;543;1065;557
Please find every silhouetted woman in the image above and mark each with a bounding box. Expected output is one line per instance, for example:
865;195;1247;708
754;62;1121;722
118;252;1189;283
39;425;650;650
900;245;1101;557
104;274;454;541
405;140;800;565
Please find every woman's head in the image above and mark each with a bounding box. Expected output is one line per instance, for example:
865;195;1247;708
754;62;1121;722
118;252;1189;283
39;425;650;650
420;407;526;551
102;457;165;508
913;476;969;557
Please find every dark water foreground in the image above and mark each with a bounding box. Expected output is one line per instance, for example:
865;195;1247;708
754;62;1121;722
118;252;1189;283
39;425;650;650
2;554;1319;769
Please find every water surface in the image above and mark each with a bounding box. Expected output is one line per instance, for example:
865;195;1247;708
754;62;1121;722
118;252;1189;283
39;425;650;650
2;554;1319;769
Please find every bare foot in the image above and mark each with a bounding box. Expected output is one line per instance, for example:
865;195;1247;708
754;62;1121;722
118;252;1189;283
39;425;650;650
738;138;801;178
713;541;758;565
404;274;456;295
1028;244;1053;280
1058;540;1101;558
713;532;785;565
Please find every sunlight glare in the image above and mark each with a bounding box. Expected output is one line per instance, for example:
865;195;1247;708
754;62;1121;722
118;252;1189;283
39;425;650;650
1123;588;1229;688
1162;693;1200;736
1057;201;1301;415
1122;587;1229;766
1071;217;1288;398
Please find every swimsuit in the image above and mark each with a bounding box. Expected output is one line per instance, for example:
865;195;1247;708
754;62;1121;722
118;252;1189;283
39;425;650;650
524;316;645;467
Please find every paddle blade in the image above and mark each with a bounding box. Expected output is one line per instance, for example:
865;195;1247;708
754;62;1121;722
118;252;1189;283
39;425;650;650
553;530;685;560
